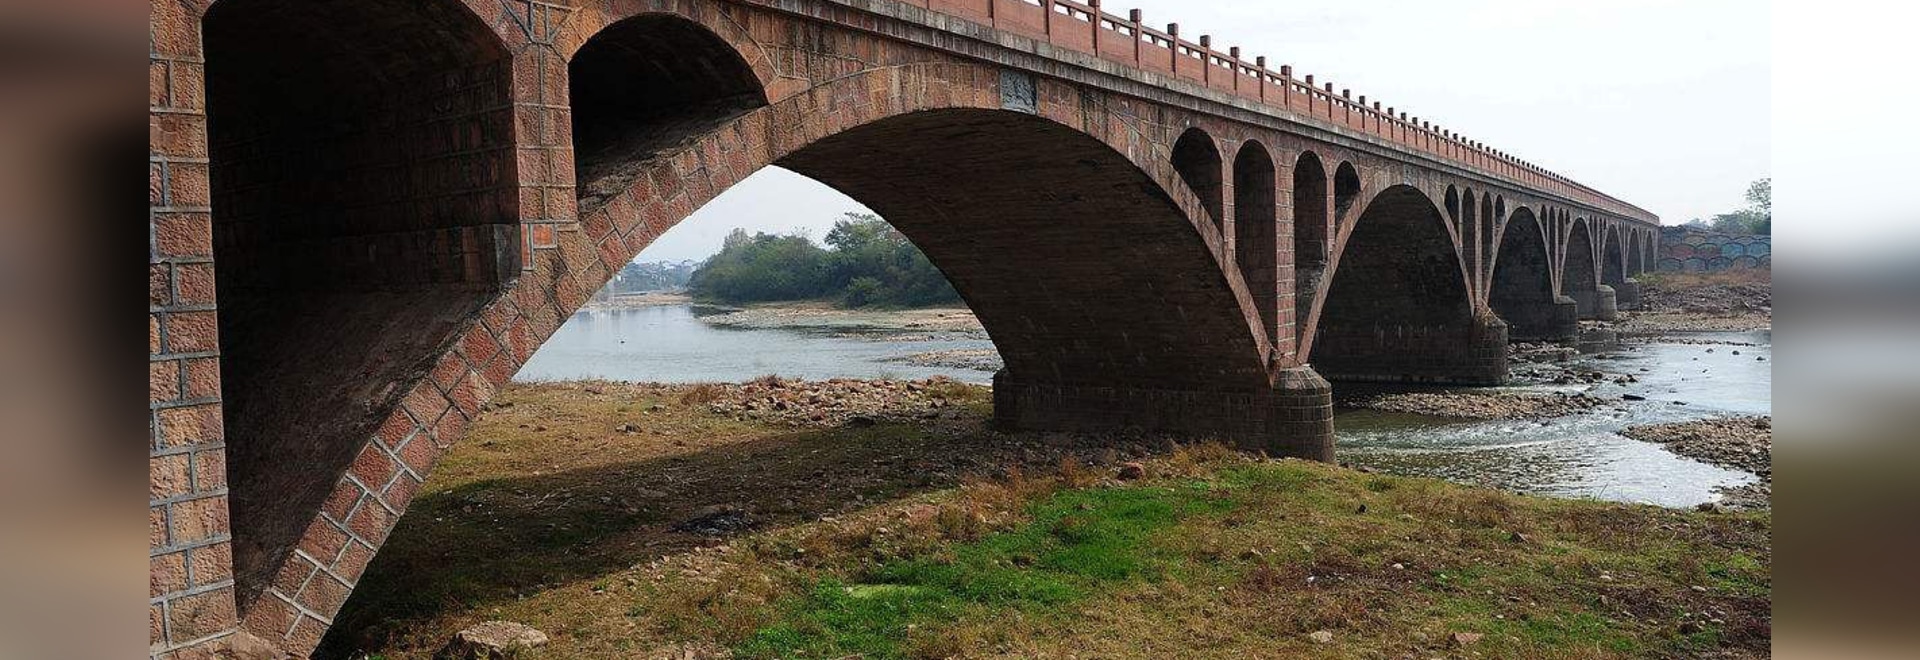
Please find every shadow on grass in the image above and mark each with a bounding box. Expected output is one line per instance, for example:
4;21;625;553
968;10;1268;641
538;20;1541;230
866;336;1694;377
317;418;1123;657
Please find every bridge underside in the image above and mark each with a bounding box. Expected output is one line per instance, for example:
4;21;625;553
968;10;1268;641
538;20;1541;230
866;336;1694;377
1310;186;1507;385
148;0;1657;657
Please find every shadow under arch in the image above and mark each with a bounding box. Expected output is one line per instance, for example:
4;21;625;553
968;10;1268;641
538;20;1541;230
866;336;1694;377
1172;127;1226;231
1292;151;1331;352
1332;161;1362;224
1601;225;1637;309
1490;208;1571;340
570;12;770;212
1233;140;1278;344
202;0;519;612
1565;218;1611;320
1309;185;1505;384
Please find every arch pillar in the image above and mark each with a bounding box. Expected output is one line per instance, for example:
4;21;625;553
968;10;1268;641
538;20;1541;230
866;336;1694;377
1573;284;1621;322
1613;280;1642;311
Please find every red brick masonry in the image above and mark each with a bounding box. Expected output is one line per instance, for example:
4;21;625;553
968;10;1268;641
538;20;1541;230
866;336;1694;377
148;0;1657;656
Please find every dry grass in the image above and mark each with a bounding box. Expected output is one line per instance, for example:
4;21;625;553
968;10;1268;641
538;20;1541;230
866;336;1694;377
321;382;1770;660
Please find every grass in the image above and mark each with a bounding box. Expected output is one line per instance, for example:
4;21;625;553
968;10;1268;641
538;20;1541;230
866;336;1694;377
323;381;1770;660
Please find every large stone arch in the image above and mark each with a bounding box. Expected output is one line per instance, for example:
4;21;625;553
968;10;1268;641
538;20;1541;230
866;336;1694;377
205;17;1334;651
1308;185;1505;384
1489;208;1572;340
200;0;521;629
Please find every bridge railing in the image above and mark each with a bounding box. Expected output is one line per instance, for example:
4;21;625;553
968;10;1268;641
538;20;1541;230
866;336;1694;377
912;0;1655;223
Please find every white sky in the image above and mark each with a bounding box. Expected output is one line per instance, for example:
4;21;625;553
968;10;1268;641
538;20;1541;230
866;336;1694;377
639;0;1774;262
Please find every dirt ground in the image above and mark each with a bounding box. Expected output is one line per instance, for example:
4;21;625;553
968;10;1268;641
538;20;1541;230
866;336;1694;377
320;380;1771;660
1617;272;1772;334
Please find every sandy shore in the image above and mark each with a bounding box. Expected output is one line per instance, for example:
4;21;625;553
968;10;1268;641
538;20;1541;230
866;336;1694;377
580;290;695;310
697;301;986;338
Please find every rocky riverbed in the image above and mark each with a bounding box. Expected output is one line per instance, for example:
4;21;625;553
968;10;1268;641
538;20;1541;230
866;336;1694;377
1622;416;1772;509
1339;390;1612;420
883;348;1003;372
696;375;983;427
1618;274;1772;334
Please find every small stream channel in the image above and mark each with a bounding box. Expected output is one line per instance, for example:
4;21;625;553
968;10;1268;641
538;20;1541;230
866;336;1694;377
520;306;1770;508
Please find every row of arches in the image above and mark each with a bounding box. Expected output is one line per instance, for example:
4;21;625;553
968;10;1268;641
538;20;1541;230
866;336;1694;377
174;2;1665;655
1168;127;1360;352
199;3;1291;639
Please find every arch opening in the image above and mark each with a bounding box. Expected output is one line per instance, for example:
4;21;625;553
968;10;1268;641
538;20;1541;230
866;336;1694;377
1311;185;1503;384
1602;226;1638;310
1603;228;1627;287
1172;128;1225;230
1333;162;1361;222
1234;142;1278;344
1564;220;1608;319
1292;152;1330;350
203;0;518;609
1444;185;1461;235
1489;209;1566;340
781;110;1266;393
570;14;769;212
324;106;1293;658
1629;230;1648;275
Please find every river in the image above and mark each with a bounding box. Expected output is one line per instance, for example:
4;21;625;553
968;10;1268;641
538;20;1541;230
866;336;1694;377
519;305;1770;508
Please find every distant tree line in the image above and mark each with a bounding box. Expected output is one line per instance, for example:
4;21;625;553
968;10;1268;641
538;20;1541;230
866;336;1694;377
687;213;962;308
610;260;698;293
1685;178;1770;235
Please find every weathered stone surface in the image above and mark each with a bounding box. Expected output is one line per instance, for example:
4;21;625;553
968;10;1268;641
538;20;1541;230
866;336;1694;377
439;621;550;659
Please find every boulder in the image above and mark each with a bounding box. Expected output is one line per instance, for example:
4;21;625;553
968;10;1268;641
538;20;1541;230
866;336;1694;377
439;621;549;659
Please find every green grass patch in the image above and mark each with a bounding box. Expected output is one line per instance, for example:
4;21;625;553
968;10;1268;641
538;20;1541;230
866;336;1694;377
737;483;1235;659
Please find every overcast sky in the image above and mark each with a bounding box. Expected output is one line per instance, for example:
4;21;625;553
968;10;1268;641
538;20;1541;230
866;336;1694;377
637;0;1770;262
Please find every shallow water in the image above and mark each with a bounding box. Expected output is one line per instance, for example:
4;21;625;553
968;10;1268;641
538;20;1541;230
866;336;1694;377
516;305;999;384
1336;330;1771;508
519;307;1771;508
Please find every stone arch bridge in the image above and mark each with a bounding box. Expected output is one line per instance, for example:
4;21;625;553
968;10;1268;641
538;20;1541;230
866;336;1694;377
147;0;1658;656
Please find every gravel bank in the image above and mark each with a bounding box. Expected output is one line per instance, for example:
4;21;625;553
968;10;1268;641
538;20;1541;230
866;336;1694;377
884;348;1003;372
698;302;985;338
1340;390;1611;420
1622;416;1772;509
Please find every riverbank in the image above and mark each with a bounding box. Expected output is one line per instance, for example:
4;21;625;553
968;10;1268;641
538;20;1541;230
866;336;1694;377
696;300;986;338
1618;272;1772;335
581;291;695;310
1623;417;1772;509
323;380;1771;660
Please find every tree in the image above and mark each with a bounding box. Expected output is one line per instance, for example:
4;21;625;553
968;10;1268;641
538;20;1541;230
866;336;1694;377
1746;178;1770;214
1699;178;1771;235
686;213;961;308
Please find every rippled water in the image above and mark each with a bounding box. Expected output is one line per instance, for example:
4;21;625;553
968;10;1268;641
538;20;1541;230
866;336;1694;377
1337;330;1771;508
520;307;1771;508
